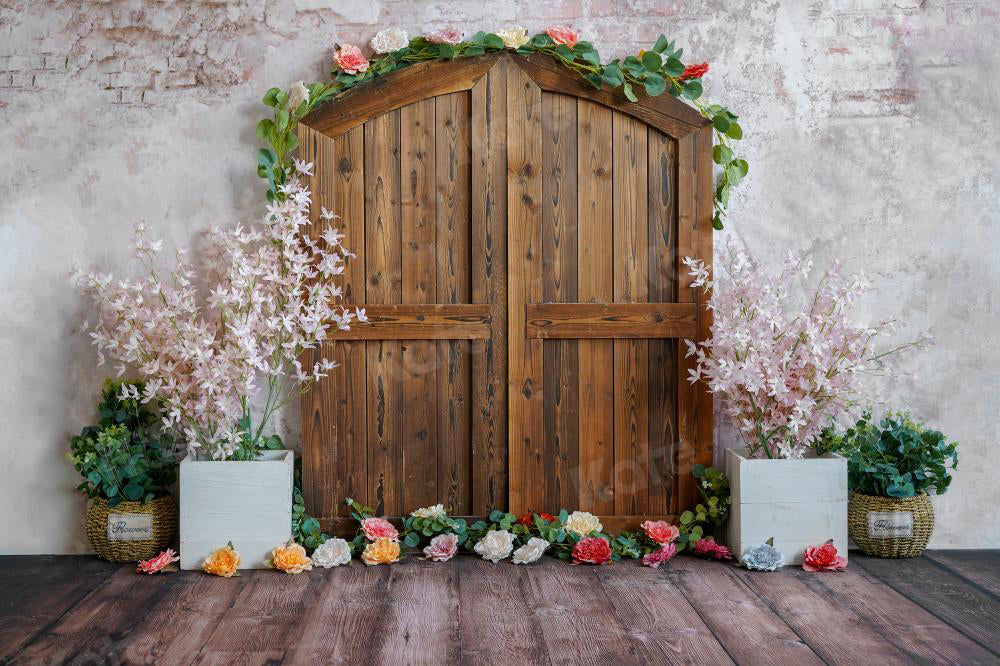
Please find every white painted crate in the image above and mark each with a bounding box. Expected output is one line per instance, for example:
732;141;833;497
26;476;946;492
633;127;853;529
725;447;847;566
179;450;293;570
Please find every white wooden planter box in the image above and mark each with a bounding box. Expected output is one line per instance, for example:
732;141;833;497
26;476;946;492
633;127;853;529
726;448;847;566
179;449;293;570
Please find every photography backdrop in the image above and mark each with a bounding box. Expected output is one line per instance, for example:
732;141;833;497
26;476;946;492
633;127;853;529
2;1;997;553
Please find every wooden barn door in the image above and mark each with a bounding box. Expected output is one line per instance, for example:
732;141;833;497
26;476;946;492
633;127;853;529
298;55;712;532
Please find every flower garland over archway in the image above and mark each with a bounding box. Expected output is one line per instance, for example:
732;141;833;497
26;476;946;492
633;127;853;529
255;26;747;230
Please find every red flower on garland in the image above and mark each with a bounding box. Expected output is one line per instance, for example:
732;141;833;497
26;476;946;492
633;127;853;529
679;62;709;81
518;512;533;526
802;539;847;572
572;536;612;565
539;512;555;522
519;511;557;526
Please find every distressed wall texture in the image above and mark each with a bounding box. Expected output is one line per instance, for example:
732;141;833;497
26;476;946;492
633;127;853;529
2;1;997;553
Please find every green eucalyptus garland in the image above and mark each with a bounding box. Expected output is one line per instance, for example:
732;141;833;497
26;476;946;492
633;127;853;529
257;29;746;230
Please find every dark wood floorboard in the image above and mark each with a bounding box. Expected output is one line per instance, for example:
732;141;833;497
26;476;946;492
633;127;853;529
2;551;999;665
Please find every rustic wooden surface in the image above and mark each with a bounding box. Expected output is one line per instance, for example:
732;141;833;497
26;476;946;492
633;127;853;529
3;552;998;665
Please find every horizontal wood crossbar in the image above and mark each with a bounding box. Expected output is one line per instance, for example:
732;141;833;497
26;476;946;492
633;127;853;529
320;514;677;536
525;303;698;339
336;304;492;340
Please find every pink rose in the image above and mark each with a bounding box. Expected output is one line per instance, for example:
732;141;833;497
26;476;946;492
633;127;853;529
803;540;846;572
425;28;463;45
641;520;680;545
571;537;612;565
693;538;733;560
136;548;179;574
333;44;369;75
546;25;579;48
361;517;399;541
423;533;458;562
641;543;677;568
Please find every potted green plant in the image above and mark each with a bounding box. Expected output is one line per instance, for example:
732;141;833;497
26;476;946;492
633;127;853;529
819;412;958;558
69;379;178;562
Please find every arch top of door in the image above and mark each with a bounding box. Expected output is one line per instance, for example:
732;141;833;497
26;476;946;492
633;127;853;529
300;52;711;141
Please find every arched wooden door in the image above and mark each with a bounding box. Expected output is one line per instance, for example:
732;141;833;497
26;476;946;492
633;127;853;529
298;53;713;533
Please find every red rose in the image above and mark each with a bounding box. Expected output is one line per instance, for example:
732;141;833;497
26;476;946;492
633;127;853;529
802;540;846;572
679;62;709;81
572;537;612;565
518;512;533;526
539;512;555;522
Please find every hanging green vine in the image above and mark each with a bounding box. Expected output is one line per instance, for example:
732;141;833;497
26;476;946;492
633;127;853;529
257;27;746;230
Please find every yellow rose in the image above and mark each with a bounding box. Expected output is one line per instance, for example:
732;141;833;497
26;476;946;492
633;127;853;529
362;537;401;565
496;26;529;49
203;542;241;577
271;541;313;574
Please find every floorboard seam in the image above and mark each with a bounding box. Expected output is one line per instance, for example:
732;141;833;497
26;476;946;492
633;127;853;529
669;569;740;665
921;554;1000;605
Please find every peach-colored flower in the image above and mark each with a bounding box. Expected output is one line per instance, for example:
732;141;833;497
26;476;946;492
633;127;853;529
271;541;313;574
333;44;369;75
641;520;680;545
136;548;179;574
546;25;579;48
425;28;463;45
361;517;399;541
362;537;401;565
203;543;241;577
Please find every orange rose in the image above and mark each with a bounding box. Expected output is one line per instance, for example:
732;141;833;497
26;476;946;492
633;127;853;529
270;541;313;574
362;537;401;565
203;542;241;577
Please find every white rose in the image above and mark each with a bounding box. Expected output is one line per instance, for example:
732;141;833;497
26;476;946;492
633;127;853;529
370;27;409;54
474;529;515;562
496;26;529;49
288;80;309;110
564;511;603;537
512;537;549;565
311;537;352;568
410;503;446;520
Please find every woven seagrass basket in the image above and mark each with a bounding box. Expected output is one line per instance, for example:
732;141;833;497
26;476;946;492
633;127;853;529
848;491;933;558
85;496;178;562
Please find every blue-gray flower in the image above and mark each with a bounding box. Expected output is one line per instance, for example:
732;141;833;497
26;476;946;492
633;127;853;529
742;541;785;571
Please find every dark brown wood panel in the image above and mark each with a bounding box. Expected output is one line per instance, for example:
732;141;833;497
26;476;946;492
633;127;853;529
339;304;490;340
576;98;615;515
526;303;697;339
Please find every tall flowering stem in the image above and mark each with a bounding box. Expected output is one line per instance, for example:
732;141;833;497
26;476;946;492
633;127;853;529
75;164;365;460
684;239;921;459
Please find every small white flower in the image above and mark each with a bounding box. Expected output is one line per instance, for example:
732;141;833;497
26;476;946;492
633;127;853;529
564;510;602;537
410;503;447;520
496;26;529;49
311;537;352;568
288;80;310;110
474;529;515;563
370;27;409;54
512;537;549;564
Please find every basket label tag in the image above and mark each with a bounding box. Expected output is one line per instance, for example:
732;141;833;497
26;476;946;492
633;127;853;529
107;513;153;541
867;511;913;539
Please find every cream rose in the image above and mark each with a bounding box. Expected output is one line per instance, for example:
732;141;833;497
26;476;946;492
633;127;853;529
564;510;602;537
496;26;529;49
474;529;515;562
512;537;549;564
370;27;409;54
288;80;309;110
410;503;446;520
312;537;352;568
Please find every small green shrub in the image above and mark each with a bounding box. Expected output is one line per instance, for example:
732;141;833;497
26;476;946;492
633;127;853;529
820;412;958;498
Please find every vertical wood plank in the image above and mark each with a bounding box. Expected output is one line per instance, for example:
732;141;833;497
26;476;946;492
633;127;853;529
365;111;404;516
471;63;508;515
506;63;545;515
647;128;678;514
576;99;615;515
435;91;472;514
400;98;438;510
541;91;579;512
675;129;698;513
694;125;715;495
612;110;650;515
300;124;366;519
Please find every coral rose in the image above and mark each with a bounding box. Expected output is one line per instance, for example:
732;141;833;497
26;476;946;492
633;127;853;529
680;62;709;81
641;520;680;545
203;543;240;577
572;536;612;565
136;548;179;574
362;537;401;565
546;25;579;48
642;543;677;568
361;517;399;541
333;44;369;75
803;540;846;572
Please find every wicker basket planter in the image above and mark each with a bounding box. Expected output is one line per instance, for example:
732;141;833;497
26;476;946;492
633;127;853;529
848;491;934;558
85;496;178;562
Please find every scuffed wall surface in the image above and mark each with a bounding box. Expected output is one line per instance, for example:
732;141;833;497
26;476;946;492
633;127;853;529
1;1;997;552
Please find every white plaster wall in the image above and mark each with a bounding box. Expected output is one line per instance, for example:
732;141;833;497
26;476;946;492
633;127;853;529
1;1;997;553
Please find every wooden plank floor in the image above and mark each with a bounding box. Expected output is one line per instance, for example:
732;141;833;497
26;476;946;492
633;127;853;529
1;551;998;665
